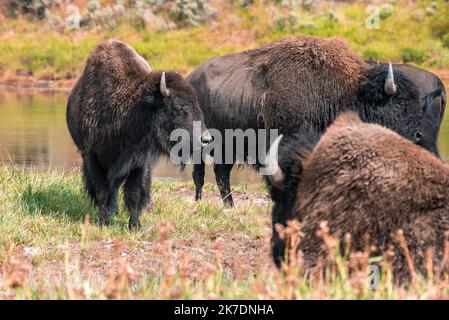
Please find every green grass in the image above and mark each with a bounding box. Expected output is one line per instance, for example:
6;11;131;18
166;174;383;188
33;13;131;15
1;165;449;299
0;166;270;249
2;0;449;299
1;0;449;80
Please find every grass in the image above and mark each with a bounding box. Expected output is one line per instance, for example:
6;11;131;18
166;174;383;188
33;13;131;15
1;165;449;299
0;165;270;249
1;0;449;81
2;0;449;300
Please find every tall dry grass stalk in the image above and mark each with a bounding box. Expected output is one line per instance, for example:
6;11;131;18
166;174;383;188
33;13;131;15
2;216;449;299
105;239;138;299
273;218;449;299
1;245;32;299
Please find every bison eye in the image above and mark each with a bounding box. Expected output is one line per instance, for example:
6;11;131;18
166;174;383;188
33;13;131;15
177;105;188;113
415;131;423;142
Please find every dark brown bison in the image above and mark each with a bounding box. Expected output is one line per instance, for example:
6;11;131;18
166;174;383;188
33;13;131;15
265;112;449;281
366;61;446;156
67;39;211;229
188;35;444;206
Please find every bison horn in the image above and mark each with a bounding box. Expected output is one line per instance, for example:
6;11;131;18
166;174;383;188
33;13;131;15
140;56;152;72
384;62;397;96
264;135;285;188
160;72;170;97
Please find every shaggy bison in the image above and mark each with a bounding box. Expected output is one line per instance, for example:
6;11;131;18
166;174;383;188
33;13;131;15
265;112;449;281
188;35;444;206
67;40;211;229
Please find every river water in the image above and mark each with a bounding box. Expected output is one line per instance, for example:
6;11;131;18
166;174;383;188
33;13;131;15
0;88;448;183
0;89;262;183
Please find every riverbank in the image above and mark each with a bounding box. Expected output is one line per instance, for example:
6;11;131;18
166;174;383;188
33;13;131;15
1;165;449;299
1;1;449;84
2;70;449;92
0;71;76;91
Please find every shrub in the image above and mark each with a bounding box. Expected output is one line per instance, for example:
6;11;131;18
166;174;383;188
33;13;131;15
400;47;428;64
429;3;449;38
443;34;449;49
167;0;218;27
1;0;218;29
362;48;381;61
2;0;60;20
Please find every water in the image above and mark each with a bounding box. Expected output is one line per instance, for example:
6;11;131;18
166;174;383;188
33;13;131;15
0;89;261;183
1;87;448;182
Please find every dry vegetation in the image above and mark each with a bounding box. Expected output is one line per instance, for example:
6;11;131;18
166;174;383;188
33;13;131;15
1;0;449;88
1;165;449;299
1;0;449;300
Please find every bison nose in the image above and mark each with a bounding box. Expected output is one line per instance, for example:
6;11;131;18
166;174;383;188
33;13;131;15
201;131;213;147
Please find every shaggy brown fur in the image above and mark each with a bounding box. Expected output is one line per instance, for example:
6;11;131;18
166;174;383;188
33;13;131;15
189;35;436;207
68;40;201;152
252;36;366;132
67;39;207;228
282;112;449;281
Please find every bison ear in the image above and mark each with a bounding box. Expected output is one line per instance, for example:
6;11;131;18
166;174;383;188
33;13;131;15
421;88;444;114
160;72;171;97
428;87;444;101
139;84;151;96
139;84;154;104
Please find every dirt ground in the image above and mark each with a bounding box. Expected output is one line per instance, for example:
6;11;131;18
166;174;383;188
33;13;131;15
5;233;275;293
169;187;272;207
2;189;275;293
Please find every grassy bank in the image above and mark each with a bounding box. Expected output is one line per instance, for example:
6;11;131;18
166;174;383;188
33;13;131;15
2;0;449;300
1;165;449;299
1;0;449;86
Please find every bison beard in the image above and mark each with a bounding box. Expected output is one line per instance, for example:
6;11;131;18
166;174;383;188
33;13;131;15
188;35;442;206
266;112;449;283
67;39;207;229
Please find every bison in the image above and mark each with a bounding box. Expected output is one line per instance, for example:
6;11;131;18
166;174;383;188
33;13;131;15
367;61;446;156
188;36;446;206
265;112;449;281
67;39;211;229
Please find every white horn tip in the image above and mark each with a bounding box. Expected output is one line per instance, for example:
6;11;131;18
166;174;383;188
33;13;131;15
265;135;283;165
385;62;397;96
264;135;285;187
160;71;170;97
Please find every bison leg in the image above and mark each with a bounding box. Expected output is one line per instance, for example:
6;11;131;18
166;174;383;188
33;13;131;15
124;166;151;230
193;161;205;201
106;176;126;217
271;206;286;268
213;163;234;207
83;152;111;225
82;160;98;206
141;165;152;211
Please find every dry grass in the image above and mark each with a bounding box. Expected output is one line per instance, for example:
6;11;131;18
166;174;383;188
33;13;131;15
1;165;449;299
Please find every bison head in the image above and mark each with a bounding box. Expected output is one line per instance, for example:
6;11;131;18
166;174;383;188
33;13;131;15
357;63;439;157
263;130;321;267
139;71;211;161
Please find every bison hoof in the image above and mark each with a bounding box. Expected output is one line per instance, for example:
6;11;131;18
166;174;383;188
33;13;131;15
129;220;142;231
223;198;234;207
99;214;111;226
145;200;154;211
